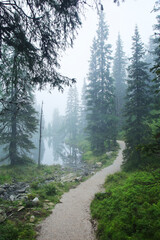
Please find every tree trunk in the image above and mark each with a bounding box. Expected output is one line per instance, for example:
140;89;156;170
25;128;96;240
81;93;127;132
9;112;17;165
38;102;43;168
9;52;18;165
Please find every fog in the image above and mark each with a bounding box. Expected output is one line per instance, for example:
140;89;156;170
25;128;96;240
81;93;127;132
36;0;156;124
34;0;158;166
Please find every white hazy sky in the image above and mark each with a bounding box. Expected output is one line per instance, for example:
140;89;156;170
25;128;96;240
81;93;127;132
36;0;157;125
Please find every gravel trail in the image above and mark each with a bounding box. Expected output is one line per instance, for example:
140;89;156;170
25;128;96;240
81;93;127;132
37;141;125;240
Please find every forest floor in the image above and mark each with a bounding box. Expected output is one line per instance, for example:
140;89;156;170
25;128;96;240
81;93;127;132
37;141;125;240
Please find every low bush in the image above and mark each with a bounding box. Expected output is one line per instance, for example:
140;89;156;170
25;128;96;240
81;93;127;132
0;221;35;240
91;169;160;240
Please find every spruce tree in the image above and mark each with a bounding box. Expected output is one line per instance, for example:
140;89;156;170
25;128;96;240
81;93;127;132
113;34;126;131
51;109;65;162
123;26;151;169
0;46;38;165
152;14;160;106
79;80;87;139
65;85;79;165
86;11;116;155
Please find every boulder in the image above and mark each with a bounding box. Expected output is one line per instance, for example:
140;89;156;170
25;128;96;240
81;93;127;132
32;197;39;204
61;173;77;182
95;162;102;168
75;176;82;182
10;195;15;201
0;188;5;194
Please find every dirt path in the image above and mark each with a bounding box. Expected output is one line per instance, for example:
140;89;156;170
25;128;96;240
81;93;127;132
37;141;125;240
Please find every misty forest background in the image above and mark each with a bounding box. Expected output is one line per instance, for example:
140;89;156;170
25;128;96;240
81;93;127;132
0;0;160;240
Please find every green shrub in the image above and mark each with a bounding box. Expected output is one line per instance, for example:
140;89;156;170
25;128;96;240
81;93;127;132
30;181;40;190
44;183;57;196
91;168;160;240
0;221;35;240
0;221;18;240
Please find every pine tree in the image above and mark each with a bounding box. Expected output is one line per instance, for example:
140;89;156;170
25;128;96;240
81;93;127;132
144;37;160;116
0;0;81;88
152;14;160;108
51;109;65;162
79;80;87;139
65;85;79;165
0;46;38;165
86;11;117;155
123;26;151;169
113;34;126;130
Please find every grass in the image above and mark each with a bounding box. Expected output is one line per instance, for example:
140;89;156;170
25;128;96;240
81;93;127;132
0;164;62;184
0;164;79;240
90;165;160;240
80;139;119;167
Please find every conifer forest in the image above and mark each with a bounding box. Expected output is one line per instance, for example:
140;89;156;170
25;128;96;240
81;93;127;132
0;1;160;240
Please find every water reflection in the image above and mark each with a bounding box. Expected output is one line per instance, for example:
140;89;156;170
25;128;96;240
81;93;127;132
42;137;82;168
42;138;63;165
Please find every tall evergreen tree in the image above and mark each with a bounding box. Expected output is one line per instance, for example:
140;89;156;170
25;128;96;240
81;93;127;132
86;11;117;154
79;79;87;138
152;14;160;104
0;46;38;165
113;34;126;130
50;109;65;162
123;26;151;169
65;85;79;165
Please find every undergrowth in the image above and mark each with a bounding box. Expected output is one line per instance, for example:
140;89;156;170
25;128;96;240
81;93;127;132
0;164;78;240
0;164;62;184
91;166;160;240
0;144;119;240
79;139;119;167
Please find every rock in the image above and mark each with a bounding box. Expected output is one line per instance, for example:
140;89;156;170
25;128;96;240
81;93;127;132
75;176;82;182
17;188;27;193
43;203;49;210
3;183;9;189
18;206;25;212
32;197;39;204
10;195;15;201
0;182;30;201
106;151;113;157
30;215;35;223
0;188;5;194
0;209;6;223
95;162;102;168
43;202;54;210
47;202;54;207
83;170;89;176
15;193;27;200
61;173;77;182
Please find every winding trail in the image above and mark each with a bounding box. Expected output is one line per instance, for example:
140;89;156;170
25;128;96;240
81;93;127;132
37;141;125;240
